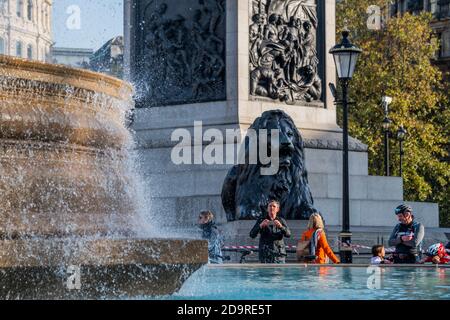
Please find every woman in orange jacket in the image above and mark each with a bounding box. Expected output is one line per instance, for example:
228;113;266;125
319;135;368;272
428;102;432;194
300;213;340;264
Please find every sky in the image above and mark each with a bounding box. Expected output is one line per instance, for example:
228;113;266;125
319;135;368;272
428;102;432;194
52;0;123;51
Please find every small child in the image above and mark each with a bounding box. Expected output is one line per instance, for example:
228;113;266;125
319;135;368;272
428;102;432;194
371;245;392;265
422;243;450;264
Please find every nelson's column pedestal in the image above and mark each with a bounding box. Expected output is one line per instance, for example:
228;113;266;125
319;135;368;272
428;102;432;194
125;0;441;251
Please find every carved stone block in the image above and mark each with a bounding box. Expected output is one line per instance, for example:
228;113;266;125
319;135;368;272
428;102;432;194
249;0;323;104
130;0;227;108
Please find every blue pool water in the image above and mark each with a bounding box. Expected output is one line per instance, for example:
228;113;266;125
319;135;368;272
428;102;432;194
168;266;450;300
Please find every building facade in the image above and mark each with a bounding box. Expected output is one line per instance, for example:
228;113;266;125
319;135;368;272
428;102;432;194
390;0;450;76
51;47;93;69
0;0;53;62
90;36;124;79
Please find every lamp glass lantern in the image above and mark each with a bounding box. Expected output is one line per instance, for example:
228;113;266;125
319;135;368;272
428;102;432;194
329;30;363;80
397;125;407;141
382;117;393;131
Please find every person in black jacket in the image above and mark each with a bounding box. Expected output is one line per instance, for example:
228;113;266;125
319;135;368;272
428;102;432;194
388;204;425;264
250;200;291;263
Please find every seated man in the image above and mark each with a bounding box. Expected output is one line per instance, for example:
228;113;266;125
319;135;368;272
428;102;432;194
388;204;425;264
250;200;291;264
421;243;450;264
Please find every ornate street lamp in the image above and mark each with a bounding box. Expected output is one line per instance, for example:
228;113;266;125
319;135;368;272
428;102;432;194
329;29;362;264
382;116;393;176
397;125;407;177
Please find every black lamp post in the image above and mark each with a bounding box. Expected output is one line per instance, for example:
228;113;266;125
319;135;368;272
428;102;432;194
382;116;392;176
397;125;407;177
329;29;362;264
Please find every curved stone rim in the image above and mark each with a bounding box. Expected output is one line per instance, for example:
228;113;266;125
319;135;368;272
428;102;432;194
0;139;124;157
0;238;209;268
0;238;208;299
0;55;134;99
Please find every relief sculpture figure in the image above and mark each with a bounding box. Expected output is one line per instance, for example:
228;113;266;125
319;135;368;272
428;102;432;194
249;13;267;68
249;0;322;104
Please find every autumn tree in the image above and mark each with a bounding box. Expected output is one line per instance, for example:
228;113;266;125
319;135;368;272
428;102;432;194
336;0;450;226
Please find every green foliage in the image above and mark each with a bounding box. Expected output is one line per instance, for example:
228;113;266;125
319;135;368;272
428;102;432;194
336;0;450;226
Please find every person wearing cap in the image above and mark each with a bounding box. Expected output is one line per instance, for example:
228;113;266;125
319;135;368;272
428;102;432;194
388;204;425;264
420;243;450;264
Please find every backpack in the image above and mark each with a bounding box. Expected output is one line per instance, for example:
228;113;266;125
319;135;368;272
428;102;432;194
296;239;311;262
296;229;321;262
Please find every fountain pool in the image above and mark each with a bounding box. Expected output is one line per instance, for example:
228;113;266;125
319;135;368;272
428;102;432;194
165;265;450;300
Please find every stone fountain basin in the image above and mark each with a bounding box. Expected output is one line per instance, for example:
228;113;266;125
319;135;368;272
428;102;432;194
0;55;132;149
0;238;208;299
0;55;138;237
0;56;209;299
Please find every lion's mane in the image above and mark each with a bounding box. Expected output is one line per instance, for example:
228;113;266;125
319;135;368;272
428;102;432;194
222;109;315;220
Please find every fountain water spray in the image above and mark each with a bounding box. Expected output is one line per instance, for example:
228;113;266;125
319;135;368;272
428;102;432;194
0;56;207;299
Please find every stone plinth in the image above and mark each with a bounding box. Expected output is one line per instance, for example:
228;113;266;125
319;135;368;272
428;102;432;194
126;0;440;229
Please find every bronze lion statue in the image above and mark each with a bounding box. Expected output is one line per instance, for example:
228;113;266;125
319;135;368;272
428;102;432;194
221;110;315;221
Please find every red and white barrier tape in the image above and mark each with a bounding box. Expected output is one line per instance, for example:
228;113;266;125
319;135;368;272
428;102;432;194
224;243;397;254
223;245;297;250
338;240;397;254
